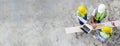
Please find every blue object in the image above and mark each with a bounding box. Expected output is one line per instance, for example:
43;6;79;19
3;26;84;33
78;14;87;25
96;31;105;42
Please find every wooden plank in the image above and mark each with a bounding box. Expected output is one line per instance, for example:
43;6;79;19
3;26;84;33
65;26;83;34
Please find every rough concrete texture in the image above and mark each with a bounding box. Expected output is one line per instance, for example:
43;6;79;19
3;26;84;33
107;0;120;46
0;0;119;46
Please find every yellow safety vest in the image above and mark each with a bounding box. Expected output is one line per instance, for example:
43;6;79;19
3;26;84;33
95;10;106;21
78;12;86;18
100;32;110;39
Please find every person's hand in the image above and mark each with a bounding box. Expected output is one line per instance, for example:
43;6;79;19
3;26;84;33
86;20;91;24
91;23;97;29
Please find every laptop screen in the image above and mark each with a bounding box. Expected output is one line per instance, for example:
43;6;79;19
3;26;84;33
80;25;90;34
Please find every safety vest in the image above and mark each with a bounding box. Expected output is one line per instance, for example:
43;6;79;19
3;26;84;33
100;32;110;39
95;10;106;21
78;13;86;18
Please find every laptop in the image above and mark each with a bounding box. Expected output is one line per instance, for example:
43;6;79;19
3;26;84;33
80;24;93;34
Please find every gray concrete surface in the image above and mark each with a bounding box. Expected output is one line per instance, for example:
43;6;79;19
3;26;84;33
0;0;119;46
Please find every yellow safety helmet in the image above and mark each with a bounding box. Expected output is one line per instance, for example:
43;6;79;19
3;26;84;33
77;5;87;17
101;26;112;34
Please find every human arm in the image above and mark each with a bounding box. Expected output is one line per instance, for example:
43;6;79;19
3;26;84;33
91;9;96;23
91;16;94;23
91;23;102;29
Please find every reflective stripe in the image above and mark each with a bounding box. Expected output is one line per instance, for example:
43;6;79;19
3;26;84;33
95;10;106;21
100;32;110;39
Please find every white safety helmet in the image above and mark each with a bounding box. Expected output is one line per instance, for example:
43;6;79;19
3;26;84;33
98;4;106;13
